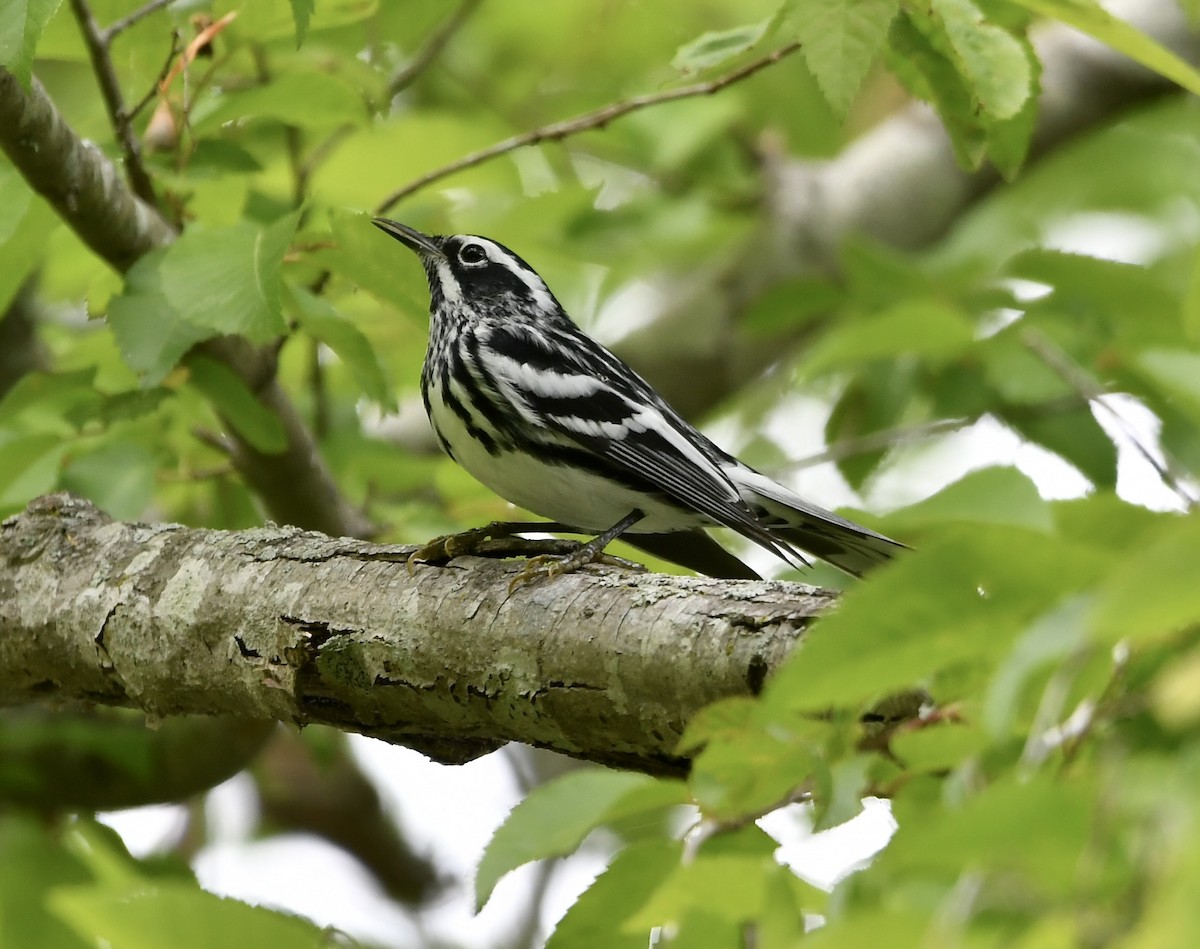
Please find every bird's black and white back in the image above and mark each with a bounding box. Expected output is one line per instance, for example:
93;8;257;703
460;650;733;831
375;219;905;579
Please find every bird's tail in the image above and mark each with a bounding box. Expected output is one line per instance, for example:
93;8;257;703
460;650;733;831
729;466;906;579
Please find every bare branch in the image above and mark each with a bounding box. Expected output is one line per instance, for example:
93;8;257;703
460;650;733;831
67;0;158;206
102;0;177;43
376;41;802;212
385;0;484;100
0;494;828;776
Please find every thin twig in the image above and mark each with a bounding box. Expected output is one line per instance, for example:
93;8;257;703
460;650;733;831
385;0;484;100
125;31;181;126
68;0;158;206
1021;327;1198;508
102;0;176;43
786;417;970;472
376;40;802;212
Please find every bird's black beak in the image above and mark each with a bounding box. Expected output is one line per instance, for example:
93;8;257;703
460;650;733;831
372;218;445;259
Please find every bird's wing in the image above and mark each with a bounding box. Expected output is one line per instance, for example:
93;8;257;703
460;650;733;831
478;323;801;562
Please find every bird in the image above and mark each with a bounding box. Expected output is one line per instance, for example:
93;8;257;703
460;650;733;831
372;218;905;586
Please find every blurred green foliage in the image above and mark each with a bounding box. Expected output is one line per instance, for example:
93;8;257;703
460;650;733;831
5;0;1200;946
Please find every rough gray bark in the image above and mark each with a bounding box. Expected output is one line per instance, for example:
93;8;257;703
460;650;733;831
0;495;831;775
0;68;371;539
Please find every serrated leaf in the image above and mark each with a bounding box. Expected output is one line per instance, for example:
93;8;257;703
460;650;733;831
624;855;771;930
475;769;659;910
545;840;680;949
0;0;64;86
790;0;899;118
887;11;987;169
288;284;395;410
50;882;323;949
321;208;428;315
185;356;287;454
289;0;314;48
672;20;769;73
160;213;297;344
933;0;1032;120
765;527;1110;711
107;248;215;384
884;466;1053;533
801;299;974;377
1008;0;1200;97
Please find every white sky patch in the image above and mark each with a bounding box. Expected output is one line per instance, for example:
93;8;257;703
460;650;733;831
1043;211;1171;264
760;798;898;891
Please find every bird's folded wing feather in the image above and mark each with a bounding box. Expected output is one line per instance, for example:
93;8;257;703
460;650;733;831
480;325;799;560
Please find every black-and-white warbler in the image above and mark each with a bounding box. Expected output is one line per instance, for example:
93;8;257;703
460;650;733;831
373;218;905;584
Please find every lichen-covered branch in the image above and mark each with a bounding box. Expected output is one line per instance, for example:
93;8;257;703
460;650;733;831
0;495;831;775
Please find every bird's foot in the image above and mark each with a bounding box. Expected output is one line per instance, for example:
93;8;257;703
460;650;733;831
507;540;643;593
406;522;515;574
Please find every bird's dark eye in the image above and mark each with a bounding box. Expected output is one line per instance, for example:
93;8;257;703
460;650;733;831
458;243;487;266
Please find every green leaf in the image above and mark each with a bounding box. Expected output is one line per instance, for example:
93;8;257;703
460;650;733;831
194;71;366;131
1004;402;1117;489
672;20;769;73
50;882;324;949
61;441;158;520
289;0;314;47
887;11;986;169
884;466;1053;533
160;213;298;344
0;0;64;86
545;839;681;949
1008;0;1200;97
0;161;56;312
1136;349;1200;424
107;248;215;384
800;299;974;377
288;284;395;410
882;775;1093;894
765;527;1110;711
0;432;66;509
625;855;772;930
0;816;92;949
932;0;1033;120
1185;244;1200;343
789;0;899;118
320;208;429;315
186;355;288;454
475;769;661;910
1090;514;1200;643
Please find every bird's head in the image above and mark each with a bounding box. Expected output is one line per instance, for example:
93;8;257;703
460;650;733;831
373;218;566;323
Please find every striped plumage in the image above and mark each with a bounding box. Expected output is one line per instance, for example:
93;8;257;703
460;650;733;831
374;218;905;580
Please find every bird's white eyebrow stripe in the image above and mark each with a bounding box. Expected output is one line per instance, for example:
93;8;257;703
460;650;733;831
472;237;558;312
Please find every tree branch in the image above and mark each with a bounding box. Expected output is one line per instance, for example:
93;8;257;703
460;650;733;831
376;41;802;212
102;0;176;43
384;0;484;100
67;0;158;206
618;0;1200;418
0;67;372;538
0;494;829;776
